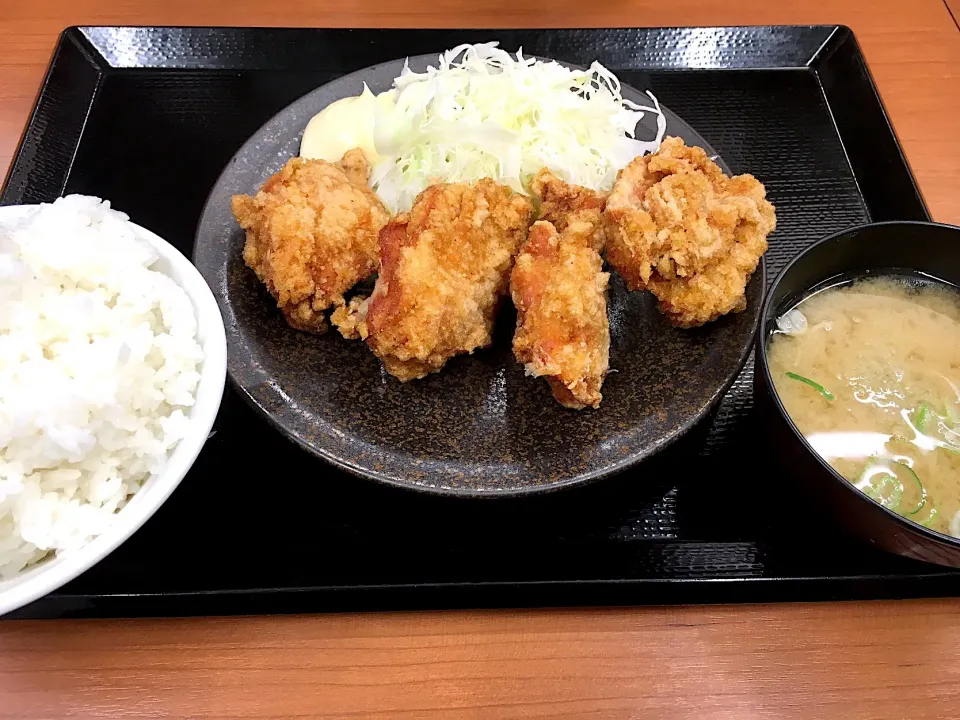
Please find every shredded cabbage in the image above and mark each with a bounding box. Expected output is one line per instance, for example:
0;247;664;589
369;42;666;212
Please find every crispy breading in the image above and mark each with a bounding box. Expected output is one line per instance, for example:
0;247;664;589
231;152;389;334
337;147;371;188
511;218;610;410
603;136;776;327
338;179;533;381
645;224;769;327
330;295;368;341
530;168;607;251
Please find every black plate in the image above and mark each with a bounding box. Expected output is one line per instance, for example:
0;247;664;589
5;26;956;621
194;54;761;495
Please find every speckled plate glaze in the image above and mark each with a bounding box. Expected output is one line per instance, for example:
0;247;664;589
194;53;765;496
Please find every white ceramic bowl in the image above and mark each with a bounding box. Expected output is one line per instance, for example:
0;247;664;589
0;203;227;616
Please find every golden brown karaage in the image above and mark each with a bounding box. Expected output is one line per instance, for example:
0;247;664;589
335;179;534;381
511;218;610;410
232;151;389;334
508;171;610;409
603;136;776;328
643;228;769;328
530;168;607;251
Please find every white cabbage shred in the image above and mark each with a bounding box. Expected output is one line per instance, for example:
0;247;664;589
370;42;666;212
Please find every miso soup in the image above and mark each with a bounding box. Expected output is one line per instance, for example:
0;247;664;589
768;274;960;536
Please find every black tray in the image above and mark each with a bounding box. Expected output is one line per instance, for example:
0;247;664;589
5;25;957;620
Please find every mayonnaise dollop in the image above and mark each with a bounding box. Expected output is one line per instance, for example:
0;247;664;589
300;84;391;165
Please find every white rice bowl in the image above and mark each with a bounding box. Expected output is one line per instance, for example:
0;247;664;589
0;196;226;614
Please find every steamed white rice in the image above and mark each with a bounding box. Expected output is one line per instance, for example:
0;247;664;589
0;195;203;578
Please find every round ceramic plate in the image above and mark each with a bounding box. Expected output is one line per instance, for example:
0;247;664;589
194;54;765;496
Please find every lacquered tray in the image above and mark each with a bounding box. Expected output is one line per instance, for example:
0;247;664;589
5;25;956;620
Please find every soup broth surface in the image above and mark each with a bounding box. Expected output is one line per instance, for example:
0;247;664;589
768;275;960;536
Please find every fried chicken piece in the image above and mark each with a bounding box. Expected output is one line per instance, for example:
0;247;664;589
232;152;390;334
511;218;610;410
645;221;769;327
530;168;607;251
508;171;610;409
335;180;533;381
603;136;776;327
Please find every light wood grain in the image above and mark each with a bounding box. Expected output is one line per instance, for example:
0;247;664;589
2;1;960;718
3;601;960;719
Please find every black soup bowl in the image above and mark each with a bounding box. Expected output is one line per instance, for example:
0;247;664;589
755;220;960;568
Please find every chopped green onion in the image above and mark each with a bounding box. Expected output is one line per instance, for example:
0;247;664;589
916;502;939;529
858;459;925;515
915;402;932;434
861;474;903;510
895;462;927;516
917;400;960;453
784;372;834;400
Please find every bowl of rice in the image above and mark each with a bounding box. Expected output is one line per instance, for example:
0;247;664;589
0;195;226;616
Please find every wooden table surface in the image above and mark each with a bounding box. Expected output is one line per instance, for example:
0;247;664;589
1;0;960;717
